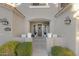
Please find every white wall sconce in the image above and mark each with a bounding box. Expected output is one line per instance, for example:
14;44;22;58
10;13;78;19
64;16;71;25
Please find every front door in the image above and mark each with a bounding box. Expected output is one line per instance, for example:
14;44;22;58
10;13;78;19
38;24;42;37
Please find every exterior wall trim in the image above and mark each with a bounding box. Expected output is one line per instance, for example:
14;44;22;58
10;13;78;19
0;3;25;18
54;4;72;17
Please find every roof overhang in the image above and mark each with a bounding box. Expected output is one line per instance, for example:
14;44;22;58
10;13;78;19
0;3;25;18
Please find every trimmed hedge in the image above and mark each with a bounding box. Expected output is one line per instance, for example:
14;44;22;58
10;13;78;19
0;41;20;56
51;46;75;56
15;42;32;56
0;41;32;56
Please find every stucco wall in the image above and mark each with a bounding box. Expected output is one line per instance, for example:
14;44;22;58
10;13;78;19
76;16;79;55
0;5;25;45
25;18;30;33
54;7;76;53
12;12;25;37
0;6;13;45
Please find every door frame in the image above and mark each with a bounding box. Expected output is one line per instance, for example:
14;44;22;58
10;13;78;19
37;23;43;37
31;23;43;37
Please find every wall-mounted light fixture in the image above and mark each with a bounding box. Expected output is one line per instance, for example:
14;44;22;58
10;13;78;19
0;18;9;25
4;27;11;31
2;18;9;25
64;16;71;25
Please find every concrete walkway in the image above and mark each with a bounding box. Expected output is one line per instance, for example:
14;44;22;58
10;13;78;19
32;37;48;56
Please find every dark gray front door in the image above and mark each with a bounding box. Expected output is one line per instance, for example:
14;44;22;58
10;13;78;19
38;24;42;37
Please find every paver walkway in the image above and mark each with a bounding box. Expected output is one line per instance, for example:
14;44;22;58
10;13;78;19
32;37;48;56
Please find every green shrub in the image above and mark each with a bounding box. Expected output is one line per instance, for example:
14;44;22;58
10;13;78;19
0;41;20;56
51;46;75;56
63;48;75;56
15;42;32;56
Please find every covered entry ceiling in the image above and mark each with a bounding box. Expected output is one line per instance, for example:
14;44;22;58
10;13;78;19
29;18;50;22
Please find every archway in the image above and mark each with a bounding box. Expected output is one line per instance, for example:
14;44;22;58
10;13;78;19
29;18;50;37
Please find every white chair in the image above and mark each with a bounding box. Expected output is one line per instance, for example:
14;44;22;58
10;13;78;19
53;34;57;38
21;34;27;41
27;33;32;38
47;33;52;38
21;34;26;38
